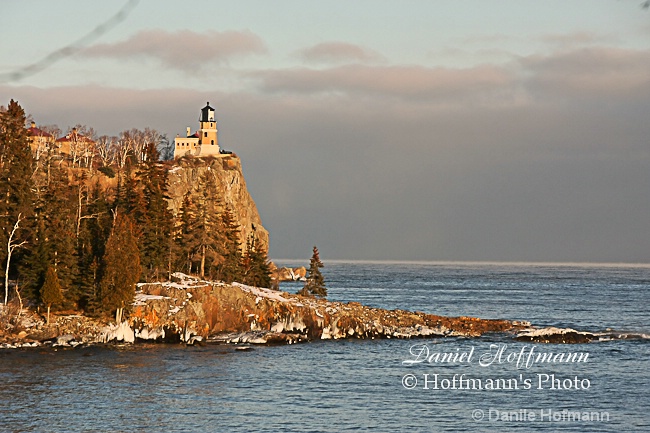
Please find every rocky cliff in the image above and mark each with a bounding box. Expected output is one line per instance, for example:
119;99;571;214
123;273;522;345
166;156;268;251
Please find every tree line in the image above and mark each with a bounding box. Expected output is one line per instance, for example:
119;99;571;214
1;100;270;322
30;123;174;170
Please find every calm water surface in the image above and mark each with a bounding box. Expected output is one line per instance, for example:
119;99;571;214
1;262;648;432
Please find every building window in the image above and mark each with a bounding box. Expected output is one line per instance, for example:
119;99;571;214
211;140;214;145
204;132;207;137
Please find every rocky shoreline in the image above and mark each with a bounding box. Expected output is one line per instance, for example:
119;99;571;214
0;273;612;349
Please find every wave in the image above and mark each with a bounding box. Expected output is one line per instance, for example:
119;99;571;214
595;331;650;341
516;326;650;343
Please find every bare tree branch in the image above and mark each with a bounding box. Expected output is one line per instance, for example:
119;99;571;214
4;214;27;305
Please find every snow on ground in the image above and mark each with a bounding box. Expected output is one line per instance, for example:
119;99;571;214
133;293;170;306
232;282;291;303
134;274;296;322
166;272;225;289
140;274;288;304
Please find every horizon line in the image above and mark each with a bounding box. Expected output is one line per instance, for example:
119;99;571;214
270;259;650;268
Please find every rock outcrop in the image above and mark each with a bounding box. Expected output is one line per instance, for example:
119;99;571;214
271;266;307;282
0;312;107;349
516;327;598;344
166;156;268;251
128;273;521;344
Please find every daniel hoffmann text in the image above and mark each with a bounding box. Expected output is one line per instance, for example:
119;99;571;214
401;343;592;391
403;343;590;369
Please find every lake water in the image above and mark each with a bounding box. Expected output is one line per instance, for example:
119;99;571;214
1;262;648;432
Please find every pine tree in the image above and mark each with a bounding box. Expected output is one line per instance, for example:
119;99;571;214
214;205;243;283
46;165;79;304
113;162;126;212
181;172;226;279
77;219;101;313
87;181;112;259
22;162;78;307
20;220;49;301
76;180;111;313
41;266;63;325
241;234;271;288
123;164;146;222
0;100;34;220
138;142;173;281
298;246;327;298
99;213;141;323
0;100;35;304
172;193;194;275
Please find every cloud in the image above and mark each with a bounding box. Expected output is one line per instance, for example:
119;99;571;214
251;64;516;103
521;47;650;98
4;43;650;262
0;85;208;134
296;42;384;64
541;31;616;48
80;29;267;71
457;33;515;45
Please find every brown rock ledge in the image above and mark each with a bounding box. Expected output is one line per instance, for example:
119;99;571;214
128;273;524;344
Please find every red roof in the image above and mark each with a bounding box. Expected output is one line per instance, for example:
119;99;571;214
56;132;94;143
27;126;53;138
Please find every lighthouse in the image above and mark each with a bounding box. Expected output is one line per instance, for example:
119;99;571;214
174;102;222;158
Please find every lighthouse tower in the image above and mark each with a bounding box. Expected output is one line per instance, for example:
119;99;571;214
197;102;220;156
174;102;222;158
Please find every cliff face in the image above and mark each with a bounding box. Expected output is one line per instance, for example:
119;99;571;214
165;156;269;251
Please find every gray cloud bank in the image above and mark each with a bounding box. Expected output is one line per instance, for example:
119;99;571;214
80;30;267;71
4;45;650;262
296;42;385;64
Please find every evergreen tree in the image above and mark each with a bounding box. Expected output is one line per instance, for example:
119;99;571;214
241;234;271;288
0;100;34;220
76;228;97;312
99;213;141;323
169;172;246;282
213;205;243;283
138;142;173;281
21;162;78;306
113;161;126;212
182;172;226;278
298;246;327;298
87;181;112;259
123;163;146;221
172;193;194;275
41;266;63;325
76;181;111;313
45;165;79;303
19;145;56;302
0;100;35;303
20;220;49;301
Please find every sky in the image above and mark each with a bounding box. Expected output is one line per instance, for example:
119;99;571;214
1;0;649;263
